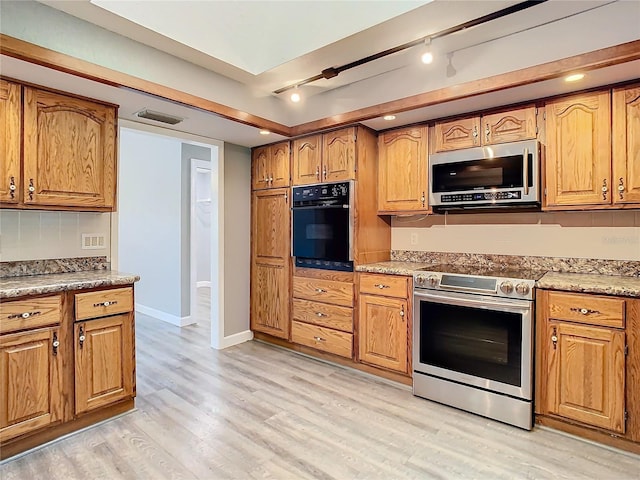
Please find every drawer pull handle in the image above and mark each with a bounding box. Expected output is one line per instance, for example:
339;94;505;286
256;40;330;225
315;288;327;293
315;312;327;317
8;311;42;320
570;307;600;315
93;301;118;307
79;326;85;349
52;333;60;356
313;336;326;342
374;284;390;289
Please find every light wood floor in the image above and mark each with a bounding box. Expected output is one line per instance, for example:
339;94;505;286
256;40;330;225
2;294;640;479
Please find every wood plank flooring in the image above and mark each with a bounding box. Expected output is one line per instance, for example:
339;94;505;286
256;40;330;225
2;288;640;479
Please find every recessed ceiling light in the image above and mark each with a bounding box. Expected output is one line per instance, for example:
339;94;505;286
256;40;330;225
290;91;301;103
259;130;270;135
565;73;585;82
383;115;396;121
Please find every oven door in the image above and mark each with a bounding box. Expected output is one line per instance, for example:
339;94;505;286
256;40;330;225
413;289;533;400
292;205;352;262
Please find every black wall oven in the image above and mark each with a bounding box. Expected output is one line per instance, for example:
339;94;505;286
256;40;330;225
291;181;353;271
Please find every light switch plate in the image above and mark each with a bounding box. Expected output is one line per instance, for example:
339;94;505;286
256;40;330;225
81;233;106;250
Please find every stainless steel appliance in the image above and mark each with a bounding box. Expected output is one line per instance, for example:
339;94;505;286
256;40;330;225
413;265;544;430
291;181;353;271
429;139;540;210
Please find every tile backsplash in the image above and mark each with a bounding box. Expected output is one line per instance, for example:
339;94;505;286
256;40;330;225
0;210;111;262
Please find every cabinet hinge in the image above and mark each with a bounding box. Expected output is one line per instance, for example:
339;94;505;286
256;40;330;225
544;187;547;197
625;410;629;425
543;112;546;120
535;107;538;115
535;126;539;134
625;344;629;356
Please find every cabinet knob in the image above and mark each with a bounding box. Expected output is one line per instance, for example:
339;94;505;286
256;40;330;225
601;179;608;200
421;191;425;207
28;179;35;200
570;307;600;316
79;326;85;348
618;177;625;199
313;336;326;342
9;176;16;199
485;123;490;142
400;306;405;318
374;284;389;289
52;333;59;356
315;166;320;179
315;288;327;293
551;327;558;350
472;125;478;144
323;167;327;179
93;300;117;307
315;312;327;317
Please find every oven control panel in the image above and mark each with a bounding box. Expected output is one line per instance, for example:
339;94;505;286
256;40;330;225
414;271;536;300
292;181;350;206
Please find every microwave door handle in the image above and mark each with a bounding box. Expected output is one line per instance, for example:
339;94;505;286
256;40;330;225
523;147;529;196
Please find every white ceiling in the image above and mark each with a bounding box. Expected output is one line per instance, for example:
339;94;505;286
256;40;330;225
90;0;431;76
3;0;639;147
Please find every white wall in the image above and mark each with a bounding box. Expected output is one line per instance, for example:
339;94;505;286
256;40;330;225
392;211;640;261
223;143;251;338
118;128;183;321
0;210;110;262
195;169;211;284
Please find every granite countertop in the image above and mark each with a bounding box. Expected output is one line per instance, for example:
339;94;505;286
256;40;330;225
536;272;640;298
356;261;640;298
0;270;140;299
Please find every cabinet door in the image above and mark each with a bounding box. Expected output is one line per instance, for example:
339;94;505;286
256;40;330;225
251;146;270;190
545;92;611;207
378;126;428;213
613;86;640;205
358;294;408;373
292;135;322;185
0;327;63;442
482;106;537;145
546;322;625;433
269;142;291;189
434;117;481;152
323;128;355;182
250;189;290;339
0;80;21;204
23;87;117;209
74;314;134;414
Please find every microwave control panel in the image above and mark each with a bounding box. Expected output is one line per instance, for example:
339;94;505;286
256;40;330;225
440;190;522;203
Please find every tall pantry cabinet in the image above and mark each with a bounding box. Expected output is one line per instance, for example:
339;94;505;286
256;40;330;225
250;142;291;339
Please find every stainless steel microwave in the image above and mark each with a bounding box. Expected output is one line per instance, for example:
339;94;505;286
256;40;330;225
428;139;540;210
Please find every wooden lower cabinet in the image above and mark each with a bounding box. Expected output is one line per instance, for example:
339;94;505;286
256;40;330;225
0;327;63;442
251;263;290;339
74;314;134;414
291;321;353;358
357;273;411;374
358;294;408;373
536;289;639;452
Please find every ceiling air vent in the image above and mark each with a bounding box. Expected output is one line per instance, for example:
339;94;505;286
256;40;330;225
134;109;184;125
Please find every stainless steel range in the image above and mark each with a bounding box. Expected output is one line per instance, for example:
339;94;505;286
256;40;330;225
412;265;544;430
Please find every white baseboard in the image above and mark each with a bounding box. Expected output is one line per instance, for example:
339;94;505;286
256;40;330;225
196;281;211;288
217;329;254;349
135;303;196;327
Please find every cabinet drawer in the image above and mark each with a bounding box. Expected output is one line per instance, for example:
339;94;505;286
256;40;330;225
359;273;409;298
293;277;354;307
75;287;134;321
0;295;62;334
548;291;625;328
292;299;353;332
291;321;353;358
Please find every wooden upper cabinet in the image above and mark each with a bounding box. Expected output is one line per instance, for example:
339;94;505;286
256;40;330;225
250;188;290;339
0;80;21;204
482;106;537;145
74;314;134;414
378;126;428;213
251;146;270;190
292;135;322;185
23;87;117;210
613;86;640;205
251;142;290;190
544;91;611;208
0;327;63;442
434;116;480;152
546;321;626;433
323;127;355;182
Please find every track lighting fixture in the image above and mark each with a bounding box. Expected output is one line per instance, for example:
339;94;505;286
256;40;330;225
290;87;301;103
421;38;433;65
446;52;457;78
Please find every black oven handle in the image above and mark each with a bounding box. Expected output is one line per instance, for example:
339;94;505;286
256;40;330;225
291;204;349;210
414;290;532;313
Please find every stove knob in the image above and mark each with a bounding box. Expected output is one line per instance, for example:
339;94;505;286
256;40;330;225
499;281;514;294
427;275;439;287
515;283;531;296
416;276;425;287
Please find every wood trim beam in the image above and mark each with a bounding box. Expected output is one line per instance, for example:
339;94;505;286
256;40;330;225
0;34;293;137
2;34;640;139
290;39;640;136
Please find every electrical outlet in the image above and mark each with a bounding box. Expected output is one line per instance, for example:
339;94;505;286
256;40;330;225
410;233;419;245
82;233;106;250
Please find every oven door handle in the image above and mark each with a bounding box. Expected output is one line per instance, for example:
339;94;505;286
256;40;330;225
414;290;531;313
291;204;349;210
